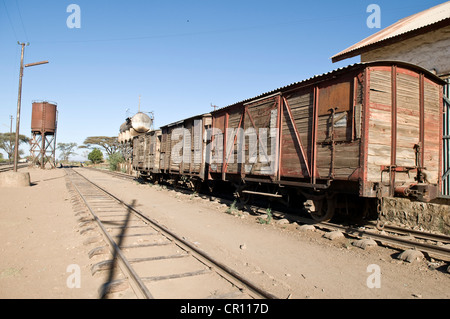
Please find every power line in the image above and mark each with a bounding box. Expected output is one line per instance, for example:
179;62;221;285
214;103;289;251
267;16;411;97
15;0;29;42
1;0;19;41
30;11;368;45
28;3;431;46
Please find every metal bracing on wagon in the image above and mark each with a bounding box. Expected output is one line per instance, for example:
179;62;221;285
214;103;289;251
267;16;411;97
442;78;450;196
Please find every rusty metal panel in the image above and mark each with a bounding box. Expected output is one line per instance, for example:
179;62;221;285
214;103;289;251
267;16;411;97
318;80;352;116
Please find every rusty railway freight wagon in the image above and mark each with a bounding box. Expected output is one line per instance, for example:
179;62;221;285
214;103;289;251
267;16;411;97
132;61;445;221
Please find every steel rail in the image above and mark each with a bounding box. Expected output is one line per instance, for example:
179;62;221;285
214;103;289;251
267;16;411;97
85;166;450;261
68;170;154;299
233;202;450;260
0;163;27;173
274;213;450;261
69;168;277;300
319;221;450;260
369;222;450;243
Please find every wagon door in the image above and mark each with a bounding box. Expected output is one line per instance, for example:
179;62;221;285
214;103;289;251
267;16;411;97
242;95;280;177
159;127;168;172
280;88;314;179
315;76;360;181
186;117;204;177
209;112;226;175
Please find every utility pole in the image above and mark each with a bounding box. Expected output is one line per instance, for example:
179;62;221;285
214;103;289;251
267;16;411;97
9;115;13;164
13;42;48;172
13;42;27;172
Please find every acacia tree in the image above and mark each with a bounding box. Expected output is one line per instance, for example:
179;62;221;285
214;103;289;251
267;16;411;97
80;136;119;156
57;142;78;162
0;132;30;162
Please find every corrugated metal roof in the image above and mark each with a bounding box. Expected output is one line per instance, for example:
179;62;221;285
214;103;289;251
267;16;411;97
161;112;211;128
152;62;444;130
332;1;450;63
214;63;362;112
213;61;445;113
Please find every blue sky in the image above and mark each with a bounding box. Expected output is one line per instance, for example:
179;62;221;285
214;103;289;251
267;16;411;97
0;0;446;160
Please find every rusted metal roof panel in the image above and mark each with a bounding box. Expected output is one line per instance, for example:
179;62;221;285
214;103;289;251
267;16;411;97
332;1;450;63
213;61;445;113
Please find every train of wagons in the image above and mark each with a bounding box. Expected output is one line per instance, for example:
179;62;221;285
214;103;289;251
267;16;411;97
119;61;446;222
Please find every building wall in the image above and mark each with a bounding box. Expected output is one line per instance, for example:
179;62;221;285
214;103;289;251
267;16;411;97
361;25;450;77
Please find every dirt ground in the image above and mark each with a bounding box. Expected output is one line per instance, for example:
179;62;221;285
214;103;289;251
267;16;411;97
0;167;449;299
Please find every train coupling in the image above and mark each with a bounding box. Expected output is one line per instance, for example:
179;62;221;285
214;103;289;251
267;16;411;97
394;183;439;202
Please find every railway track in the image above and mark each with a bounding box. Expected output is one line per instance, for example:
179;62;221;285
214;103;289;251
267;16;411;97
235;203;450;262
0;163;28;173
65;167;276;299
317;220;450;261
84;166;450;263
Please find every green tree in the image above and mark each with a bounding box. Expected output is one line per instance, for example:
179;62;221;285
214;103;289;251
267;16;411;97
108;152;124;171
0;132;29;162
57;142;78;162
88;148;103;164
80;136;119;156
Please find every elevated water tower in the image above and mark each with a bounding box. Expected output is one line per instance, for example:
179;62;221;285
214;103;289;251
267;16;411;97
29;101;58;169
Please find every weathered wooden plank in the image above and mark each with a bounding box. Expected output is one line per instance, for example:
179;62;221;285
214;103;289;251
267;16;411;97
370;70;392;107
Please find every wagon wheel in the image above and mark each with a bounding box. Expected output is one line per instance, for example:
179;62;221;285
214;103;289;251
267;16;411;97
150;174;160;185
238;191;252;205
234;183;251;205
138;172;149;182
305;196;336;222
193;180;202;193
207;181;215;194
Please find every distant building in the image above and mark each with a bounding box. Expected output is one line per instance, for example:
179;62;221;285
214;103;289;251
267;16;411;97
332;1;450;78
332;1;450;195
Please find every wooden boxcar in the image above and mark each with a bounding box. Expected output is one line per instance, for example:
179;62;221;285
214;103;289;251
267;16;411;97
208;61;445;220
159;113;212;186
132;129;162;180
